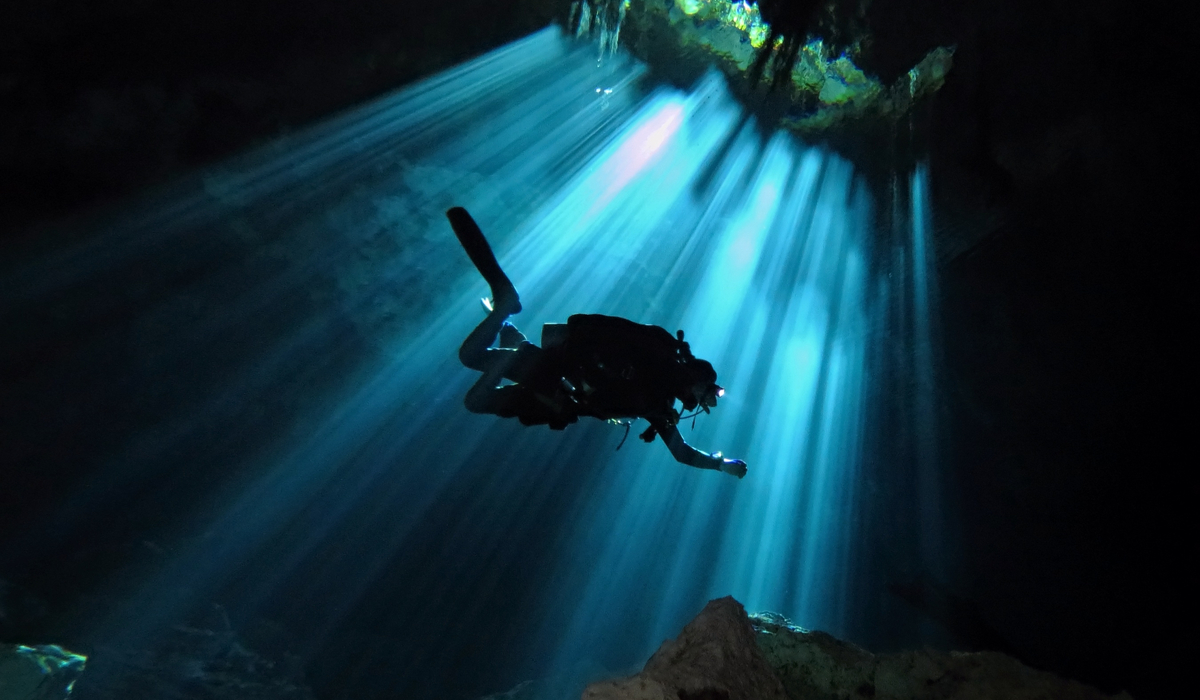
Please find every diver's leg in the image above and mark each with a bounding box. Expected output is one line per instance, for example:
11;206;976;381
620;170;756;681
498;322;528;349
464;365;570;429
460;308;512;372
447;207;521;314
463;344;561;424
462;347;543;419
464;353;517;413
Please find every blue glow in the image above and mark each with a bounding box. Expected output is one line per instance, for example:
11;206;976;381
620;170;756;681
910;163;945;576
1;27;931;697
14;644;88;674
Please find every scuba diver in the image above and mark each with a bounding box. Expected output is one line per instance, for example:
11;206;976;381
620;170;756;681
448;207;747;479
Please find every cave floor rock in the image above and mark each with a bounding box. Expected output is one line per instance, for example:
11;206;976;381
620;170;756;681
583;596;788;700
579;597;1133;700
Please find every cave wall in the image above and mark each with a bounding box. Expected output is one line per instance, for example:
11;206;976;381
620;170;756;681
0;0;564;239
844;2;1189;697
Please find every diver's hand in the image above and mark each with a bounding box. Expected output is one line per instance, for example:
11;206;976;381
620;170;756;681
720;458;747;479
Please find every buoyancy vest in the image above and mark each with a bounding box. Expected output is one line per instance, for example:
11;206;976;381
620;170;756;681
558;314;698;419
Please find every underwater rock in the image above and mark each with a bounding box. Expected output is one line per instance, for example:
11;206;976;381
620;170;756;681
0;643;87;700
617;0;954;135
749;611;1133;700
577;598;1132;700
581;596;789;700
67;609;314;700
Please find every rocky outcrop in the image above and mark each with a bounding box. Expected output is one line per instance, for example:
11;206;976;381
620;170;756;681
0;644;87;700
66;608;314;700
751;612;1133;700
582;596;789;700
580;599;1132;700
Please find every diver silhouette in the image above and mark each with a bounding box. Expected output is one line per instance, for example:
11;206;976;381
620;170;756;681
448;207;747;479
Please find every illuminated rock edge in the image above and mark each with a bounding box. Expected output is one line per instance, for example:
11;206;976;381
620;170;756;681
579;596;1135;700
611;0;954;133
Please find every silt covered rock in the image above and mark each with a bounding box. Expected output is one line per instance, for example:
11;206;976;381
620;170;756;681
579;599;1133;700
0;644;87;700
582;596;789;700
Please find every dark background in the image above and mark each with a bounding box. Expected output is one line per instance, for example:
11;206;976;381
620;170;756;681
1;0;1190;698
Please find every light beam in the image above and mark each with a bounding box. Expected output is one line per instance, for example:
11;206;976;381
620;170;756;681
0;27;940;700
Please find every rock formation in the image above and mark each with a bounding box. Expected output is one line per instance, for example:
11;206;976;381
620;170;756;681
0;644;87;700
68;620;314;700
582;597;789;700
579;598;1133;700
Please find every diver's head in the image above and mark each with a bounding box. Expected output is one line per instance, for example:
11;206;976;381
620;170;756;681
679;358;720;411
692;381;724;412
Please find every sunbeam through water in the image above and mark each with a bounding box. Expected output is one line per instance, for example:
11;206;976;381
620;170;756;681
0;26;949;699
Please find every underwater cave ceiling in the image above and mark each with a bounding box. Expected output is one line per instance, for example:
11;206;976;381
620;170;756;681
575;0;954;136
0;0;1155;262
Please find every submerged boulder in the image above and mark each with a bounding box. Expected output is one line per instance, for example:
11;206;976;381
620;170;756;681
582;596;789;700
750;611;1133;700
580;598;1133;700
0;644;87;700
66;607;314;700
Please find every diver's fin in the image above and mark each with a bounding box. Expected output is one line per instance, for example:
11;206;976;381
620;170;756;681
447;207;521;314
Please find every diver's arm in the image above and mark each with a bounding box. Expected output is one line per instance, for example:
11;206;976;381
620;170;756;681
652;420;747;478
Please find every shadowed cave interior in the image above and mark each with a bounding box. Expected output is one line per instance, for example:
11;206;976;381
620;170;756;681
0;0;1189;699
